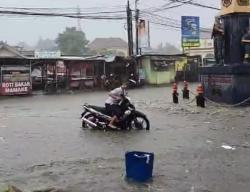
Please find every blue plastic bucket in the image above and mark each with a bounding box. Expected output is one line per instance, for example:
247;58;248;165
125;151;154;182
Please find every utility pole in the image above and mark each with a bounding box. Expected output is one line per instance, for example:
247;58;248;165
148;20;151;48
127;1;134;56
77;5;82;31
135;0;140;55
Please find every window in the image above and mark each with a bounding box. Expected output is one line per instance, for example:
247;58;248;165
151;60;174;71
203;58;216;66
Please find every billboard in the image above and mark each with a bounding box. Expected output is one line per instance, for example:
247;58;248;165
35;50;61;58
138;19;150;48
181;16;200;47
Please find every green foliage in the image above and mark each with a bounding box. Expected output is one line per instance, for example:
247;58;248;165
156;43;181;54
35;38;57;51
56;27;89;56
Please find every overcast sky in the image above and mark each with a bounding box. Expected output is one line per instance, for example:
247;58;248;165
0;0;220;48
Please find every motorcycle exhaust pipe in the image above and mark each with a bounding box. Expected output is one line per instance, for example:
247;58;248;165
81;117;97;127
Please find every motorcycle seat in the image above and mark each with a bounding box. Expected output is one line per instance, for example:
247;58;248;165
88;105;107;114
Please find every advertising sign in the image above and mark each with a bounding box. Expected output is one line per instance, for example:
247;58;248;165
0;66;31;96
138;19;150;48
181;16;200;47
56;61;66;75
35;50;61;58
0;81;31;95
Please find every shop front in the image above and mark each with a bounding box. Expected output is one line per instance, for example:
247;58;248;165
67;61;95;89
0;65;31;96
139;54;184;85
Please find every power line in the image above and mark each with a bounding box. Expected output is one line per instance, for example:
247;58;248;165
0;3;215;32
150;21;181;30
141;11;180;24
169;0;220;10
0;8;126;15
0;5;126;11
142;15;212;34
0;9;127;20
142;0;193;13
141;8;213;33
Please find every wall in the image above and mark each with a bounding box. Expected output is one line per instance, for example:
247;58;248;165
185;39;214;60
94;48;128;56
142;56;176;85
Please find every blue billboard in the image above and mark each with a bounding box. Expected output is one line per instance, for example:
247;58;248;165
181;16;200;47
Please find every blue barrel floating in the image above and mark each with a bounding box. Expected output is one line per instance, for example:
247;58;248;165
125;151;154;182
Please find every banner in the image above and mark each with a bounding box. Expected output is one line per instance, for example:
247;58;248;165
181;16;200;47
35;51;61;58
1;81;31;95
138;20;150;48
0;65;31;95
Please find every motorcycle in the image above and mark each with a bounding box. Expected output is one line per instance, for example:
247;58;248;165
81;96;150;130
127;73;145;89
127;75;137;89
104;74;120;91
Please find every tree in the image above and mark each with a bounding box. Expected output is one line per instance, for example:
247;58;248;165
56;27;89;56
155;43;181;54
35;38;58;51
17;41;33;50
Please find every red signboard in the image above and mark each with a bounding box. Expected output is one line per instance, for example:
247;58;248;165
0;81;31;95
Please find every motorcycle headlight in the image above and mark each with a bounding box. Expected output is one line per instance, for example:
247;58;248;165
124;110;131;116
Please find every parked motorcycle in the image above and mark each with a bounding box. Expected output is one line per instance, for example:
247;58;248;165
104;74;120;90
127;73;145;89
127;74;137;89
81;96;150;130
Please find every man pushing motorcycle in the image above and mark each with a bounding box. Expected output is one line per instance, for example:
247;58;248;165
105;83;128;129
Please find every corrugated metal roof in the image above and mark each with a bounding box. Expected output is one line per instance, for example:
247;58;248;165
0;42;29;59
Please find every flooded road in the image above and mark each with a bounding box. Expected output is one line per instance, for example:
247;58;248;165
1;85;250;192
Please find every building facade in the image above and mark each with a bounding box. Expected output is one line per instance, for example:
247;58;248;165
184;30;215;64
138;54;185;85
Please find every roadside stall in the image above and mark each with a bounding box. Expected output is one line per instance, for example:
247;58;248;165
0;42;32;96
0;65;31;95
65;58;95;90
139;54;185;85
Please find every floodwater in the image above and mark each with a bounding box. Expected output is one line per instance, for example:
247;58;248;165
0;85;250;192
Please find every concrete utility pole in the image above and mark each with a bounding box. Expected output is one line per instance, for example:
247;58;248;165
127;1;134;56
135;0;139;55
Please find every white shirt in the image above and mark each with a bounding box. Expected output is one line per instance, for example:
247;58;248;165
105;87;125;105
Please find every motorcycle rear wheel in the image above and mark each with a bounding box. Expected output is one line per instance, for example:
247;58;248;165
128;115;150;130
